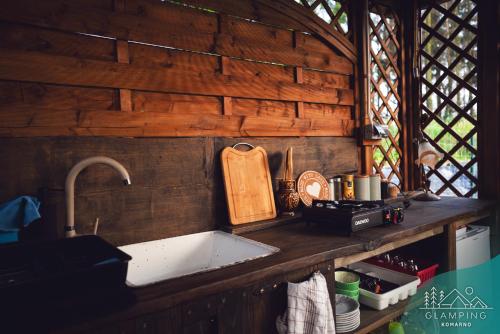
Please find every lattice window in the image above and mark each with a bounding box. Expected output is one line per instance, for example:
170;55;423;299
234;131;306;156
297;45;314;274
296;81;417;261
369;4;403;185
419;0;478;197
296;0;351;39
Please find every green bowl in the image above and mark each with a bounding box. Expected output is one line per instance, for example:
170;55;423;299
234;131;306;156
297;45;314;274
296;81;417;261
337;288;359;301
335;271;360;291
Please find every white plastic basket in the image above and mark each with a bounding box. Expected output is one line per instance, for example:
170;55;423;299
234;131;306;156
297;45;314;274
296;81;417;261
347;262;420;310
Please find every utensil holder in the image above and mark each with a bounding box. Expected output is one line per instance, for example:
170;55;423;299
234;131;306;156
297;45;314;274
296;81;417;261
277;179;300;216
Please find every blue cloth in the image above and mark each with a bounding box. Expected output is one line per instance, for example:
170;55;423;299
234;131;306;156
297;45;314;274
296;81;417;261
0;196;41;243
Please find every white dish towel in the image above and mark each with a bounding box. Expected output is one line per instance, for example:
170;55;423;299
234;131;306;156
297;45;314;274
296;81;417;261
276;272;336;334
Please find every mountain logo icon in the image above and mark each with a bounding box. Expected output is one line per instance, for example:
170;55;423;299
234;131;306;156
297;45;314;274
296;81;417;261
420;286;493;310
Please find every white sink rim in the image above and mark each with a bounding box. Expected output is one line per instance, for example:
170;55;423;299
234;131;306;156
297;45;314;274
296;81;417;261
119;230;279;288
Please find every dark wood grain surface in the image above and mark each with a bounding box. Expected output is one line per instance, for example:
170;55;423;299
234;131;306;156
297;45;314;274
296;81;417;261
0;136;358;246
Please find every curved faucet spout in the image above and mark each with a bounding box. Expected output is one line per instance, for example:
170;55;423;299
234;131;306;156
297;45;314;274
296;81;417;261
65;156;131;238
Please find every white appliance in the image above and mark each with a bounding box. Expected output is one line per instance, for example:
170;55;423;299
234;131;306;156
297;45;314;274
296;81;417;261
456;225;490;269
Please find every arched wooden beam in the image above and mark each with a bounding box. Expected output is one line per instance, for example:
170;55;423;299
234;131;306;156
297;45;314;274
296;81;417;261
177;0;357;63
259;0;357;63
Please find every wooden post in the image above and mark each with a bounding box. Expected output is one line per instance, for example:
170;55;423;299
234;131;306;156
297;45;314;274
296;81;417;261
399;1;410;192
220;56;233;116
116;40;133;112
477;0;500;200
353;0;373;174
218;14;233;116
403;0;420;191
114;0;132;112
293;31;305;119
294;66;304;118
444;224;457;271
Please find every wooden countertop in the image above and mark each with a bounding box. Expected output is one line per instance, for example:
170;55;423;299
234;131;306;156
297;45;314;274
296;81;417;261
51;198;496;331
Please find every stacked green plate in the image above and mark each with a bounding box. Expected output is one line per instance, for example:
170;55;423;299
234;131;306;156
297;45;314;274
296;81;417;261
335;271;360;301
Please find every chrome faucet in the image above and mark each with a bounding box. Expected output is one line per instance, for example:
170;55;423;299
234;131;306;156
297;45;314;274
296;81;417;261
65;156;131;238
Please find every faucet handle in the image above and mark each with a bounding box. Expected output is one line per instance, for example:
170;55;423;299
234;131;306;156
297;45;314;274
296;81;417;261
93;217;100;235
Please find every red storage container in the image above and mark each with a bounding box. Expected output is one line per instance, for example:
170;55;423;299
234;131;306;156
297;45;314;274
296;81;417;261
364;257;439;287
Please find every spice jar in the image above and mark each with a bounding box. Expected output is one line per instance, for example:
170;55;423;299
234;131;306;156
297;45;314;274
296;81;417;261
342;174;355;200
329;176;342;200
354;175;370;201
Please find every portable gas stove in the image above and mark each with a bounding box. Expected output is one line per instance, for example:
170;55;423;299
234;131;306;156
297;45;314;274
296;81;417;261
303;200;404;236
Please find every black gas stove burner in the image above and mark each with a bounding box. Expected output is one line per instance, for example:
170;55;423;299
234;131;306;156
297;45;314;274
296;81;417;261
303;199;404;236
313;199;385;211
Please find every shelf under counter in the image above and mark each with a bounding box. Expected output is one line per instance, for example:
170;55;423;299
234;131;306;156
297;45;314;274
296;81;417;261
344;292;426;334
345;299;410;334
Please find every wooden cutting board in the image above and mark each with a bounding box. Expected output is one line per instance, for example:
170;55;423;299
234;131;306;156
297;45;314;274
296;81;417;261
221;144;277;225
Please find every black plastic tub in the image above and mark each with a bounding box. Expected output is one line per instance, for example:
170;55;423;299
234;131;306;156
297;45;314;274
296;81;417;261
0;235;132;300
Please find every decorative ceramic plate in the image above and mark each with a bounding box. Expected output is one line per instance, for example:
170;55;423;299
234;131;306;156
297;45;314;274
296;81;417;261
335;295;360;333
335;294;360;316
336;311;360;320
297;171;329;207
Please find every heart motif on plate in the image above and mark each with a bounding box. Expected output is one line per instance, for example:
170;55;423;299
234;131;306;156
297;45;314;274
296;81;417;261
297;171;329;207
306;182;321;198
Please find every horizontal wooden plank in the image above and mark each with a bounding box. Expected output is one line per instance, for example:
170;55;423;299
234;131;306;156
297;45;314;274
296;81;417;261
303;103;352;119
303;70;351;90
0;22;116;62
0;0;214;61
238;116;354;137
0;0;353;73
0;81;23;104
124;0;218;34
295;33;335;56
222;14;293;48
0;127;146;137
0;81;349;121
226;59;294;83
129;44;296;84
114;43;300;88
0;81;116;111
0;107;355;137
128;43;219;71
0;49;355;105
0;106;74;127
215;34;352;74
231;99;296;118
175;0;310;32
132;92;221;114
267;0;356;62
178;0;354;63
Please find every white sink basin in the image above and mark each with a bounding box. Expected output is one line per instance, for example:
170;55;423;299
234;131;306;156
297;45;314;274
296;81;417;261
118;231;279;287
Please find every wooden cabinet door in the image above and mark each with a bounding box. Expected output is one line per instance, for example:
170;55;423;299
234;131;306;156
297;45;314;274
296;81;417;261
181;289;249;334
182;295;218;334
246;261;335;333
217;289;250;334
81;307;182;334
79;261;334;334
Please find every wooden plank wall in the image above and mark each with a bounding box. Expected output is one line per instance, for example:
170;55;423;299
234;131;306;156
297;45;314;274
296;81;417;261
0;137;357;245
0;0;356;137
0;0;359;245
